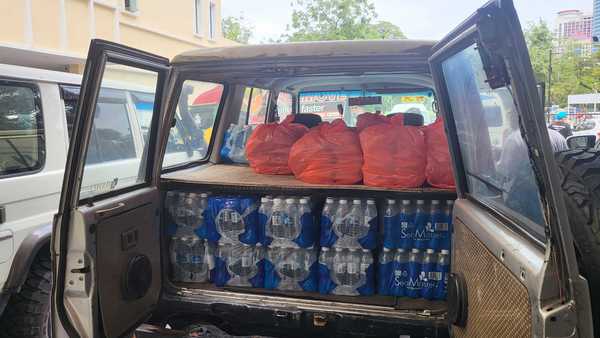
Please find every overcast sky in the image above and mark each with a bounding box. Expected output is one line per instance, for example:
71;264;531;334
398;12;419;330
223;0;594;43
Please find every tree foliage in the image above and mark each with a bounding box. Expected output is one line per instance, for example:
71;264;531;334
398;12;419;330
222;15;253;44
283;0;405;42
524;20;600;107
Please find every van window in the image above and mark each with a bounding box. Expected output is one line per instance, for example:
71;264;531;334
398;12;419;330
162;80;224;168
60;85;79;138
276;92;293;121
440;43;545;239
0;82;44;176
238;87;270;125
299;90;436;126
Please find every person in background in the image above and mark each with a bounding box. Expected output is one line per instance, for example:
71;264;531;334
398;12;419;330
547;127;569;153
549;111;573;138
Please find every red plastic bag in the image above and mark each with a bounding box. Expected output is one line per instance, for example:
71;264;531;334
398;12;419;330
359;114;426;188
289;119;363;184
356;112;389;133
245;115;309;174
424;118;456;189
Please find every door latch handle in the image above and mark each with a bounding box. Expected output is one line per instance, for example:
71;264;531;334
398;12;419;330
96;202;125;217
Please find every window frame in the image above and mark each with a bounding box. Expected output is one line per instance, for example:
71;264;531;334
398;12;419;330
244;86;270;125
208;0;216;39
160;75;229;174
123;0;139;13
0;79;45;179
194;0;203;36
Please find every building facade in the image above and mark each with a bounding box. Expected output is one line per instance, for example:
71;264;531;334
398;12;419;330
554;9;594;56
0;0;237;73
594;0;600;42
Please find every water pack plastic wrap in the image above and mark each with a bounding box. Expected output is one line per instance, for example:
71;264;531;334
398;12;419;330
318;248;374;296
359;114;426;188
220;123;254;164
245;115;309;174
199;196;259;245
288;119;363;185
212;243;264;287
264;247;318;291
424;117;456;189
259;196;318;249
319;198;378;250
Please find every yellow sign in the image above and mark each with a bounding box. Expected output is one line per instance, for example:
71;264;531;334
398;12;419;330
400;96;426;103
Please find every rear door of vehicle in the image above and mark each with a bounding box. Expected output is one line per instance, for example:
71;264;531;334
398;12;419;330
429;0;593;336
52;39;170;338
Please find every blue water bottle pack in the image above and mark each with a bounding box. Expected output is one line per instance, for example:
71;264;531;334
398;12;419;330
318;247;374;296
199;196;259;245
264;246;318;291
260;196;318;248
320;198;378;250
212;242;264;287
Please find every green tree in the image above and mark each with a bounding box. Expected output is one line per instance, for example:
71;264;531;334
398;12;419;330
283;0;405;42
222;15;253;44
524;19;552;83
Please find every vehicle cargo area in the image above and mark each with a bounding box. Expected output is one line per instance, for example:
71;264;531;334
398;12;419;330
157;164;455;336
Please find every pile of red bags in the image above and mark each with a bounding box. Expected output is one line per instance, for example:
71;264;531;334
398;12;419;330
423;117;455;189
245;115;309;174
359;114;427;188
356;112;389;133
288;119;363;184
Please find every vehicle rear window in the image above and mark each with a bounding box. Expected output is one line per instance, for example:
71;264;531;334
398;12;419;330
299;90;436;126
238;87;270;125
276;92;293;121
0;82;44;177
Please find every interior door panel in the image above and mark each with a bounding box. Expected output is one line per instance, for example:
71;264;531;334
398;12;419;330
95;188;161;338
452;200;535;338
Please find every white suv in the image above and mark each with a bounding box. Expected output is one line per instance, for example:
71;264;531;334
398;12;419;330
0;63;212;337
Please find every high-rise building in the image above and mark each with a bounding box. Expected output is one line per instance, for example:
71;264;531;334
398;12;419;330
593;0;600;42
554;9;594;56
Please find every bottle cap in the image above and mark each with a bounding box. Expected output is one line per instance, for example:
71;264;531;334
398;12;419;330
326;197;335;203
261;197;270;203
383;247;391;252
286;198;295;204
446;200;454;205
397;248;406;253
265;195;274;199
353;199;361;205
334;247;343;252
339;199;348;205
416;200;425;205
361;249;370;253
366;199;375;205
411;248;420;253
322;247;329;252
299;198;309;204
387;199;396;204
431;200;440;205
426;248;435;254
256;243;262;247
402;200;411;205
273;198;283;204
441;249;450;255
200;193;209;198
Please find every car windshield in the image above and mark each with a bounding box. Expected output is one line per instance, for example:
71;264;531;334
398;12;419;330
299;90;436;126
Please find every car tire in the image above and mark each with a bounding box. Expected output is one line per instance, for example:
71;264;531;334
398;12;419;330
0;250;52;338
555;148;600;333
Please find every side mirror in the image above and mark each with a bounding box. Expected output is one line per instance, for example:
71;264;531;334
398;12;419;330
567;135;596;149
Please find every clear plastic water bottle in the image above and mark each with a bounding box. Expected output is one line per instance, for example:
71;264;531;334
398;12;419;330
378;248;393;295
421;249;437;300
179;236;195;282
258;196;273;244
406;248;422;298
269;198;286;241
413;200;429;250
427;200;442;250
345;248;361;293
441;200;454;250
320;197;336;247
364;199;377;240
383;199;398;249
392;248;409;297
285;198;300;241
228;244;256;287
165;191;177;219
319;247;333;270
170;234;188;282
332;247;346;289
279;247;302;290
434;249;450;300
190;238;209;282
333;199;349;247
359;249;373;289
398;200;414;249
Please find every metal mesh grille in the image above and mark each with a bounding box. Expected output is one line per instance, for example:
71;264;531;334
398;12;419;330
452;220;532;338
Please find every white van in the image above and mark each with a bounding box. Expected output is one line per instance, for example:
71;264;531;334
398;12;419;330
0;63;210;337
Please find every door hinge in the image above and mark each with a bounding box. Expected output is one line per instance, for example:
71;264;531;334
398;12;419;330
0;206;5;224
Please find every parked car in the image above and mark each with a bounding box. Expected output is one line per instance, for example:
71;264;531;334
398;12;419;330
0;63;213;337
52;0;597;337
